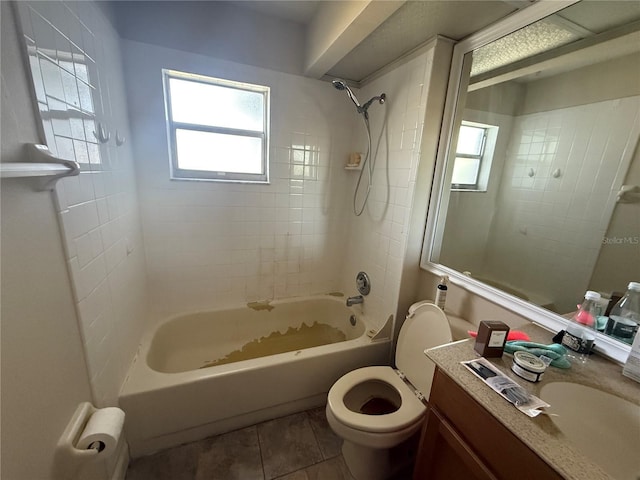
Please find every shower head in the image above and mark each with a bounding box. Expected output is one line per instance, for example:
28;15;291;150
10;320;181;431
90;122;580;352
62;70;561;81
331;79;347;91
332;78;385;119
332;79;361;109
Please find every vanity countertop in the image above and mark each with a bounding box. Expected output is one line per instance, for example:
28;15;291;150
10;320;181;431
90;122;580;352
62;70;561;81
425;324;640;480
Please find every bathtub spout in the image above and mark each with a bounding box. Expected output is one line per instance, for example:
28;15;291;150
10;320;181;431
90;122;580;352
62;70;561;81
346;295;364;307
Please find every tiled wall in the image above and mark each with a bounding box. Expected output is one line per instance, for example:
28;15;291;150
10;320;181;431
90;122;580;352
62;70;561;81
122;37;438;329
439;108;514;275
15;1;148;407
484;96;640;312
340;49;435;331
122;39;355;319
589;142;640;293
15;0;440;412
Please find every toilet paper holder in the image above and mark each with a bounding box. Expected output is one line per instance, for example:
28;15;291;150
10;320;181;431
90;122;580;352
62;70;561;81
54;402;124;479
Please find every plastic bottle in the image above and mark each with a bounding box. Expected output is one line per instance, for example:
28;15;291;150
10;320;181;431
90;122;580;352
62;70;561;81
622;326;640;383
605;282;640;345
561;291;600;364
435;276;448;311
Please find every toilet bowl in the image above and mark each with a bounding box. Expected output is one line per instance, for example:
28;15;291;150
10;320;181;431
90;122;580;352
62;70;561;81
326;302;452;480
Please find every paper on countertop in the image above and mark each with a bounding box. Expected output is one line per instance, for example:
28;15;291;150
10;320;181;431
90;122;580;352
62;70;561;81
461;357;550;417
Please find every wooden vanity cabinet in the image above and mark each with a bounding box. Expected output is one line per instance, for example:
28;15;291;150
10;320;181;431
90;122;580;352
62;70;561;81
413;368;563;480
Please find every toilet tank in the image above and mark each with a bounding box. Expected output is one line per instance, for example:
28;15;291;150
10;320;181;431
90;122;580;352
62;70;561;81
396;302;452;397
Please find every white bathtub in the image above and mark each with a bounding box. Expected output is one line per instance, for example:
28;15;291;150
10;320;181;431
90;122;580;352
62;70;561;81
119;296;392;457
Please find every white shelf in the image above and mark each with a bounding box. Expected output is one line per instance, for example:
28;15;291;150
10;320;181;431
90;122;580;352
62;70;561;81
0;162;74;178
0;144;80;190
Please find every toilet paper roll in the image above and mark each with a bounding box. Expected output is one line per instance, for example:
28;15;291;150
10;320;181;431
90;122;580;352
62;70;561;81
76;407;125;457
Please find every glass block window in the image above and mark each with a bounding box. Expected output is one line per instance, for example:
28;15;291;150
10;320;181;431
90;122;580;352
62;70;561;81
163;70;270;183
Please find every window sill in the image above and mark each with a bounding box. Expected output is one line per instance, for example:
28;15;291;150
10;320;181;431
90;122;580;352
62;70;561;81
450;188;487;193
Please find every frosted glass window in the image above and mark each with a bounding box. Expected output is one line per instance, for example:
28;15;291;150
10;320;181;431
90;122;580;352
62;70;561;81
452;157;481;185
175;130;262;174
456;125;485;155
163;70;270;183
451;123;488;189
169;79;264;132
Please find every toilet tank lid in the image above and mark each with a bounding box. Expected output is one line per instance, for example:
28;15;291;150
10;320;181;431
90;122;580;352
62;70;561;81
396;303;452;395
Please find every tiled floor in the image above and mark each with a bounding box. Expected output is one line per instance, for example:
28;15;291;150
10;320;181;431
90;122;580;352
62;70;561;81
126;407;355;480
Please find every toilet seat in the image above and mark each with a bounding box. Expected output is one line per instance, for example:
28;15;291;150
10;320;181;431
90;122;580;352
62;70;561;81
327;365;426;434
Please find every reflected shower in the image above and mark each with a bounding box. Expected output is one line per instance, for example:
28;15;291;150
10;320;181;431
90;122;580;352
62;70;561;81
332;79;387;216
332;79;386;120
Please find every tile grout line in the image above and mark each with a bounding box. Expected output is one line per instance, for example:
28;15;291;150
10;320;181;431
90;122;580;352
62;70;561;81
305;409;327;462
255;423;268;480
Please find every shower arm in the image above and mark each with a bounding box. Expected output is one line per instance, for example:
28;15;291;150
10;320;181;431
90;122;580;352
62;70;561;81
359;94;386;117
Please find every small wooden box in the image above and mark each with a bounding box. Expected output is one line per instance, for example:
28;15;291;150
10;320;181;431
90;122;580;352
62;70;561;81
474;321;510;357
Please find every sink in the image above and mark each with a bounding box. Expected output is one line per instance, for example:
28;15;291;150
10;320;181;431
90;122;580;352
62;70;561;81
540;382;640;480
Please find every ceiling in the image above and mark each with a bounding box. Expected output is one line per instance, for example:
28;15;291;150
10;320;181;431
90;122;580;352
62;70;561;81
112;1;638;85
229;1;320;24
228;0;524;83
470;1;640;84
327;1;518;82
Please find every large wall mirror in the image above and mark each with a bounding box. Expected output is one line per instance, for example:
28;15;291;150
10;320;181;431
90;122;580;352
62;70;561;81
422;0;640;363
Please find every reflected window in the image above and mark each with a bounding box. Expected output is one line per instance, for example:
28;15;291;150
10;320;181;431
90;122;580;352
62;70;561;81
163;70;270;183
452;122;497;191
23;37;101;165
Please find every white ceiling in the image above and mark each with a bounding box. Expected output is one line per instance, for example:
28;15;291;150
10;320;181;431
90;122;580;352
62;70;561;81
229;1;320;24
327;1;518;82
228;0;522;82
110;1;640;85
471;1;640;82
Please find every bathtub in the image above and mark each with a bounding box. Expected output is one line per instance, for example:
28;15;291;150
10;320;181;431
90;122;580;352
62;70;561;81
119;295;392;457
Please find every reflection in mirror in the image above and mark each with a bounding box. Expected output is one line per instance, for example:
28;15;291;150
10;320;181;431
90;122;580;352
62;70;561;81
428;1;640;348
19;7;102;166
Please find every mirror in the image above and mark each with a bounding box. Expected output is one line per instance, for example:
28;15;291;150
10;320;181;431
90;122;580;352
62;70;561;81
423;0;640;362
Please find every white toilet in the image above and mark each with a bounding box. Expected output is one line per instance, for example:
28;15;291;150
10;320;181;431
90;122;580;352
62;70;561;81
326;302;452;480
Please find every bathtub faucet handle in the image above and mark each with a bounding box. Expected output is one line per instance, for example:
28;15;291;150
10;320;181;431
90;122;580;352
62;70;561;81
346;295;364;307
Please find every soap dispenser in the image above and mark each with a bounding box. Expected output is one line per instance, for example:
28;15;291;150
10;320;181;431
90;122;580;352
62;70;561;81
435;276;448;311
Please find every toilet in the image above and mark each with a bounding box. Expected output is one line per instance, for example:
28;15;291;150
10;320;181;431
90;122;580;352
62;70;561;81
326;301;452;480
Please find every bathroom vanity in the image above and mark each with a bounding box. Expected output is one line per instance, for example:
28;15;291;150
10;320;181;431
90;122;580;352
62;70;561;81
414;326;640;480
414;368;562;479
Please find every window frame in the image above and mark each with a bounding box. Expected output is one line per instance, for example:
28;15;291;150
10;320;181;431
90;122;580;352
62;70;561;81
162;69;270;183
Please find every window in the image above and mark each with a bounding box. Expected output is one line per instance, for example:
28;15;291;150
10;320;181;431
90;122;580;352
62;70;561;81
452;124;486;188
163;70;270;183
451;122;497;191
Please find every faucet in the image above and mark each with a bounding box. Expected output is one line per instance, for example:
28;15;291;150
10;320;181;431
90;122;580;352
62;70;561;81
346;295;364;307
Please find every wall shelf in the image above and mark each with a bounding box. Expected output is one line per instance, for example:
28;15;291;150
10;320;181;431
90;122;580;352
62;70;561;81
0;144;80;190
0;162;74;178
344;164;363;171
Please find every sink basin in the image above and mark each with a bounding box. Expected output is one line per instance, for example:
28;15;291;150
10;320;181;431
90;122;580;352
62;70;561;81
540;382;640;480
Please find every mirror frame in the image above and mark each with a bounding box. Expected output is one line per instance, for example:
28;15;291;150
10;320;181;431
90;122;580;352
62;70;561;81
421;0;631;364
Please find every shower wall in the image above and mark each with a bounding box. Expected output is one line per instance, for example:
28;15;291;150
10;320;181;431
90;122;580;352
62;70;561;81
484;96;640;313
122;39;356;319
340;46;437;331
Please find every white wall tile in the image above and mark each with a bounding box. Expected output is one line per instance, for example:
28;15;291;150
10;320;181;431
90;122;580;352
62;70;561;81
483;96;640;312
122;39;355;319
19;0;149;408
339;50;435;331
